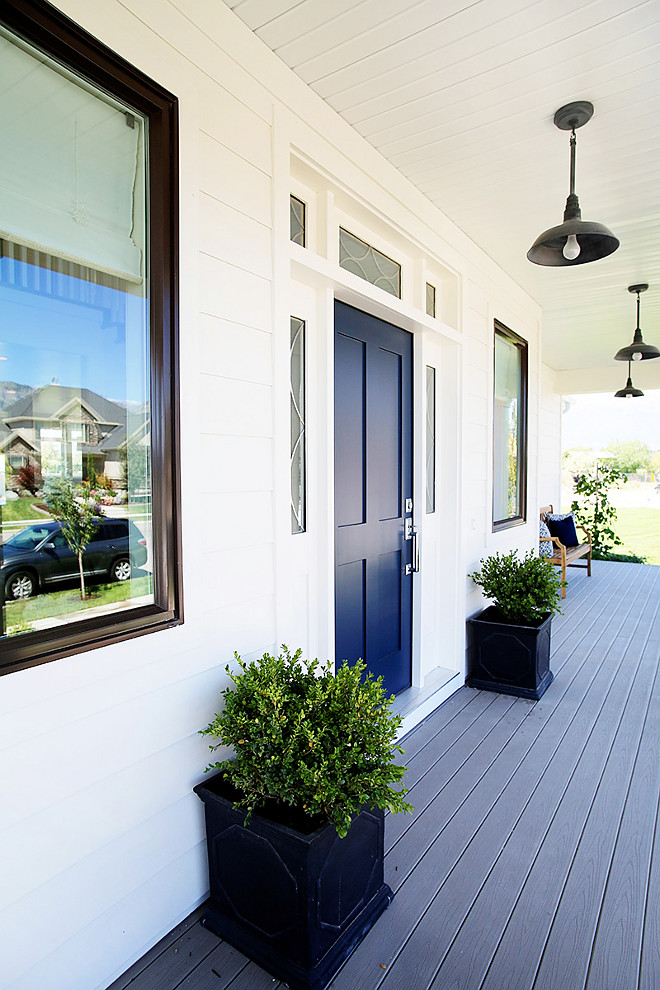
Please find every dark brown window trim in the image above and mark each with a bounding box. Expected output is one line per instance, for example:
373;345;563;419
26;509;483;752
0;0;182;676
492;320;528;532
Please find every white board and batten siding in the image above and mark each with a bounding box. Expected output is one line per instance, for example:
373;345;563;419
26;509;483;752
0;2;560;989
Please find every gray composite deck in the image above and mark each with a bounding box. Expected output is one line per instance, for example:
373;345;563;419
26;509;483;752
110;560;660;990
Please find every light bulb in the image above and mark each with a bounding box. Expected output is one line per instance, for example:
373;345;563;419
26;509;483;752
562;234;581;260
632;351;643;361
626;393;633;399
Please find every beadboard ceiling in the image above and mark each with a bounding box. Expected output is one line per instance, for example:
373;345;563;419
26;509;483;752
223;0;660;383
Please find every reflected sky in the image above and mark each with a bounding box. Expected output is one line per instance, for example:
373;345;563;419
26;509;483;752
0;257;148;404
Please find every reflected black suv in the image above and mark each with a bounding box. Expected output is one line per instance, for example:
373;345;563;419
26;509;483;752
1;519;148;600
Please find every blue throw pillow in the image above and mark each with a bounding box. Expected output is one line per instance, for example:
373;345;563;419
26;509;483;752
546;512;579;547
539;519;553;557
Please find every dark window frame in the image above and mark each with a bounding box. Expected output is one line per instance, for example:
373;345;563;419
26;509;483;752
492;320;528;532
0;0;182;676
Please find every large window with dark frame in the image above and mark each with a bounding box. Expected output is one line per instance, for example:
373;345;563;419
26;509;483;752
0;2;180;675
492;321;527;530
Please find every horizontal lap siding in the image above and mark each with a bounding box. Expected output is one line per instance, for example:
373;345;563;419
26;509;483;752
538;364;562;509
1;3;277;989
199;317;272;386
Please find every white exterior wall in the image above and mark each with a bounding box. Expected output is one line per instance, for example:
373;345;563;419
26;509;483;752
0;3;546;989
539;364;563;511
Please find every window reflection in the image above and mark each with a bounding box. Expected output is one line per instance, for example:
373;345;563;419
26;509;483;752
493;324;527;526
0;243;154;636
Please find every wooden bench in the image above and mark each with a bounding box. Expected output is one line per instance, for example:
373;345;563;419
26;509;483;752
540;505;592;599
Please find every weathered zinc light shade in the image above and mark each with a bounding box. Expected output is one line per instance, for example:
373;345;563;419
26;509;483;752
614;284;660;362
527;101;619;267
614;360;644;398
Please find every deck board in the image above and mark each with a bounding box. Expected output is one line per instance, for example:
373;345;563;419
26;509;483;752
109;561;660;990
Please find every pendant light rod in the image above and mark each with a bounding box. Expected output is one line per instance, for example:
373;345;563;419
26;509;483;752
562;128;581;225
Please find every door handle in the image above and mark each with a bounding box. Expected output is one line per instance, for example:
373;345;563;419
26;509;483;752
412;529;420;572
405;529;420;575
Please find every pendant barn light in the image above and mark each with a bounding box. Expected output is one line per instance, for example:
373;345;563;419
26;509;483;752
614;284;660;362
614;360;644;399
527;101;619;267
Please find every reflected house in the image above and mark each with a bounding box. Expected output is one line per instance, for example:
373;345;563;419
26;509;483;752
0;383;129;486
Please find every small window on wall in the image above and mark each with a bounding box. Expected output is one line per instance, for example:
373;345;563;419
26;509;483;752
0;2;180;675
426;366;436;513
493;321;528;530
290;195;306;246
426;282;436;318
290;317;306;534
339;228;401;298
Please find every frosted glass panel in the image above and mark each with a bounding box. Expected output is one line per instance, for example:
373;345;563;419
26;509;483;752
426;366;436;513
290;316;306;533
290;195;306;247
339;228;401;298
426;282;436;318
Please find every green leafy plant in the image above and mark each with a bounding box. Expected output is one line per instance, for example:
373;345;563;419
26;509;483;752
604;439;651;475
594;550;646;564
43;477;103;600
200;646;412;838
469;550;563;624
571;462;626;556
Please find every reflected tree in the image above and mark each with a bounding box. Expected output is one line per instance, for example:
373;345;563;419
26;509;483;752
43;478;102;600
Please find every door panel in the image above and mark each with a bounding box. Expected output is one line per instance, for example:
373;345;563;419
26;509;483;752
334;300;413;696
335;559;366;666
374;347;402;521
376;549;402;659
335;333;366;528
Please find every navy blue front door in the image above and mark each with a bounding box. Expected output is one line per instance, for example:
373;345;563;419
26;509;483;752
334;300;413;696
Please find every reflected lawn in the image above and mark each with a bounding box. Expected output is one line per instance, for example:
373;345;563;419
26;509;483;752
1;497;51;523
5;574;153;634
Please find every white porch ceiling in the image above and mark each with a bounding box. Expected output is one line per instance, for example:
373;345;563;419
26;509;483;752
223;0;660;382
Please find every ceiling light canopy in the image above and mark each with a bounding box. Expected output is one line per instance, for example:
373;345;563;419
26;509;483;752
614;360;644;399
527;101;619;267
614;284;660;362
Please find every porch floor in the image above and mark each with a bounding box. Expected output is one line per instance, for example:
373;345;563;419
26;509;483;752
110;560;660;990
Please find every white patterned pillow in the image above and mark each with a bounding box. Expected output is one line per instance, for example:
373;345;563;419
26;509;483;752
539;519;553;558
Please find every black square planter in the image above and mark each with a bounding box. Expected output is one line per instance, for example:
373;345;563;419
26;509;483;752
467;606;553;700
194;773;393;990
